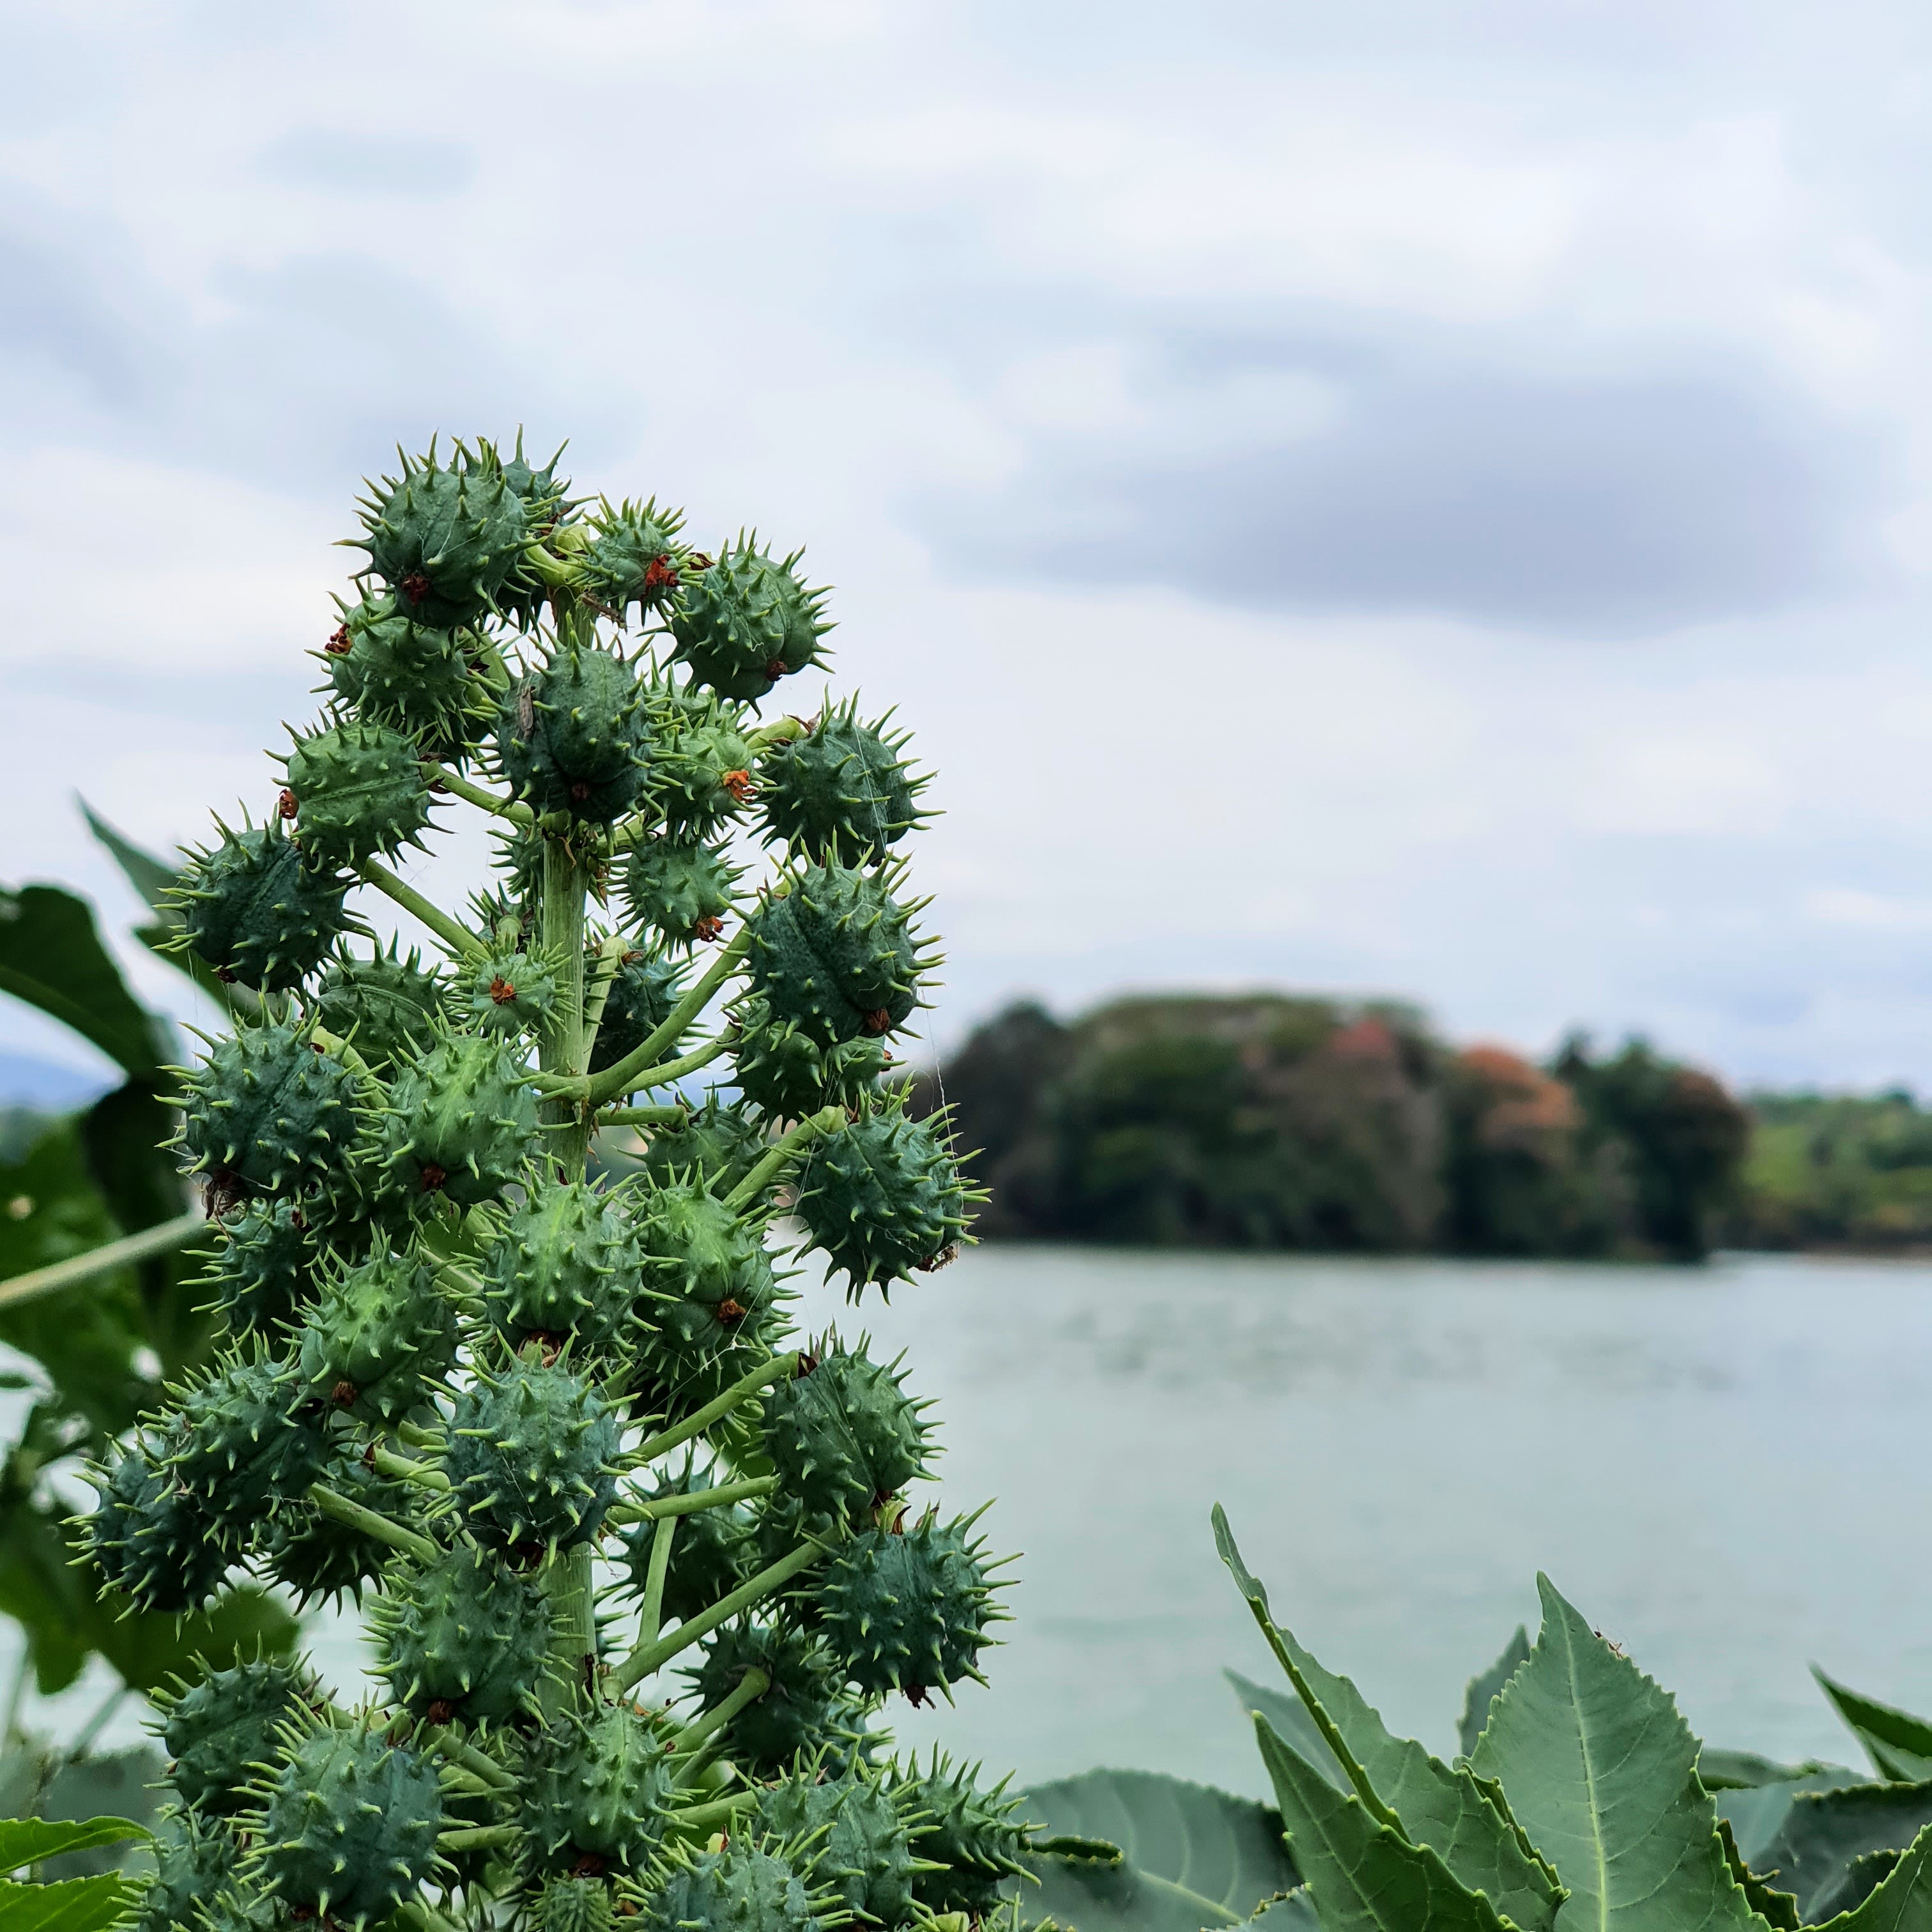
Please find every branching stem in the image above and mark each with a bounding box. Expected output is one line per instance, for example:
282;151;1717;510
370;1445;451;1492
425;763;533;826
669;1667;770;1757
576;931;749;1105
723;1107;843;1211
632;1353;799;1467
358;860;489;963
616;1537;827;1690
307;1482;439;1562
607;1475;778;1529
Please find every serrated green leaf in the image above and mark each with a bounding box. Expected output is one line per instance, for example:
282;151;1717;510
1717;1772;1872;1869
1715;1818;1798;1931
1700;1749;1853;1793
1467;1574;1761;1931
0;887;165;1078
1015;1769;1300;1932
1758;1781;1932;1926
1247;1893;1321;1931
1457;1629;1530;1761
0;1873;135;1932
1228;1672;1348;1793
1215;1511;1560;1930
1254;1718;1510;1932
1814;1673;1932;1784
0;1818;146;1872
1807;1822;1932;1928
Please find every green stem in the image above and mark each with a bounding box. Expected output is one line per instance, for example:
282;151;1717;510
0;1211;203;1312
608;1475;778;1529
580;931;626;1074
748;715;810;753
424;1726;516;1792
636;1512;676;1656
438;1823;521;1853
616;1538;827;1691
426;763;533;826
670;1667;769;1756
394;1420;446;1452
308;1482;439;1562
581;932;749;1105
667;1793;756;1832
371;1445;450;1492
540;1542;597;1721
574;1032;732;1110
597;1103;689;1130
633;1353;799;1466
723;1107;843;1211
359;859;488;963
540;833;592;1177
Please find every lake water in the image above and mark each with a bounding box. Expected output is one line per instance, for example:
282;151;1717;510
36;1248;1932;1793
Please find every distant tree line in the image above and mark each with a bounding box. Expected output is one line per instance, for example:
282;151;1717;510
912;995;1762;1261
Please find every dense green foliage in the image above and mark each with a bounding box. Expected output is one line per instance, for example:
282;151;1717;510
0;433;1043;1932
927;997;1750;1260
1726;1087;1932;1250
1008;1514;1932;1932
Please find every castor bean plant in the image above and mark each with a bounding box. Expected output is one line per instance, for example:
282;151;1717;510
52;436;1040;1932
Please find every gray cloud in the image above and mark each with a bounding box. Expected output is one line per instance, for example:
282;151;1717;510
928;341;1894;639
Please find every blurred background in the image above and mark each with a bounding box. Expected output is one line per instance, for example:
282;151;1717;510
6;0;1932;1802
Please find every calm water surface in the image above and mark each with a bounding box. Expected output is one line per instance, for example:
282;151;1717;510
40;1248;1932;1790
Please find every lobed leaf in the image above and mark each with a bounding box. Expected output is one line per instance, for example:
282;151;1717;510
1466;1574;1762;1931
1215;1508;1561;1931
1457;1628;1530;1761
1018;1768;1298;1931
1255;1718;1510;1932
0;887;166;1079
1814;1673;1932;1785
1760;1781;1932;1926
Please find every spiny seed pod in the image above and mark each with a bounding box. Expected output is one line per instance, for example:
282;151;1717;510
247;1716;445;1928
197;1195;316;1335
484;1175;641;1354
322;595;486;763
624;836;741;950
815;1513;1008;1703
670;539;832;703
283;717;435;869
732;995;893;1121
893;1752;1032;1914
632;1178;785;1418
371;1542;551;1725
444;1353;621;1552
684;1621;852;1779
590;947;689;1077
463;940;563;1036
175;1020;367;1198
353;441;528;631
744;862;929;1050
535;1876;616;1932
632;1837;834;1932
136;1809;237;1932
636;1092;768;1194
157;1655;323;1814
760;1336;932;1529
752;1760;928;1927
577;498;688;618
486;433;573;627
519;1701;675;1878
497;641;651;824
759;700;930;866
263;1452;417;1608
312;944;445;1071
796;1098;977;1292
165;1347;331;1548
618;1462;752;1627
647;696;758;840
292;1248;457;1422
374;1029;540;1208
168;820;357;994
81;1432;228;1615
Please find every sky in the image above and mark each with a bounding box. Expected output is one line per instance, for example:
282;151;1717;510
6;1;1932;1091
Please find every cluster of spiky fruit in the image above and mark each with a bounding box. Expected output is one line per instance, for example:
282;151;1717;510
90;434;1025;1932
